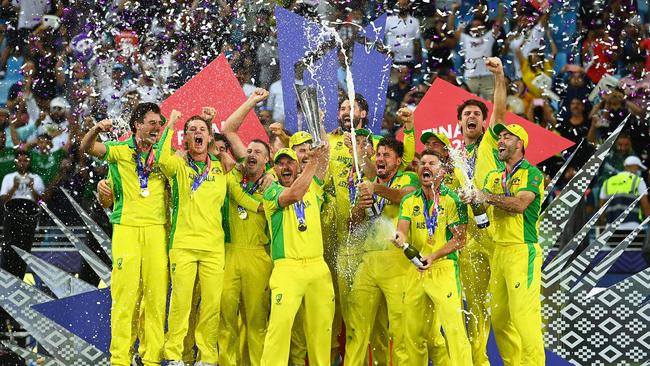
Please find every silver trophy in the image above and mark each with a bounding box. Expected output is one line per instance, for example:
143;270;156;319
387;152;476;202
294;83;323;147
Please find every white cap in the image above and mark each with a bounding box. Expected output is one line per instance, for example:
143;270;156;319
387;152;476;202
50;97;70;111
624;155;647;170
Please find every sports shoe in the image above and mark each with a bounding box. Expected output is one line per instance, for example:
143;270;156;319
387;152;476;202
167;361;186;366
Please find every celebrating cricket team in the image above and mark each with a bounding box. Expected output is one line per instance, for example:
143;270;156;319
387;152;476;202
83;56;545;366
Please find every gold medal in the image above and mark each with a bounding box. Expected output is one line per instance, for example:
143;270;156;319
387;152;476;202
238;206;248;220
298;223;307;232
140;189;150;198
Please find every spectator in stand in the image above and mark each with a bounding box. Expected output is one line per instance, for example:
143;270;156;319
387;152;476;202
526;97;556;129
555;64;593;105
505;11;549;79
515;27;558;99
385;0;422;68
100;63;130;118
29;133;67;187
0;129;15;186
0;0;53;79
584;20;619;84
619;57;650;118
29;22;64;108
556;97;591;143
588;90;631;144
423;5;458;78
601;133;635;179
267;78;284;123
453;4;503;100
599;155;650;230
387;65;414;106
37;96;71;151
0;150;44;203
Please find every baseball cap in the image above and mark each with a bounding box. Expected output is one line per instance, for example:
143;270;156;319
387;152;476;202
354;128;372;137
624;156;647;170
289;131;313;149
50;96;70;111
274;148;298;163
493;123;529;149
420;130;451;147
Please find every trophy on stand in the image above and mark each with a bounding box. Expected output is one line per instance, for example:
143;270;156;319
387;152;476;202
294;83;323;147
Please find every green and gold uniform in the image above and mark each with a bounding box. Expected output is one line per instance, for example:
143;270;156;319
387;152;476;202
219;168;272;366
102;137;168;366
483;159;545;366
157;128;258;364
327;129;415;365
398;186;472;366
344;170;419;366
260;178;335;366
459;127;503;366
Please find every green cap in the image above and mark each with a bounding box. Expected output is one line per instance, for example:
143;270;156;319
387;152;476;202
274;148;299;163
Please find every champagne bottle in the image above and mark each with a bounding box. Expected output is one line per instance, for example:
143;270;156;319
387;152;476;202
471;202;490;229
365;196;381;217
402;242;425;268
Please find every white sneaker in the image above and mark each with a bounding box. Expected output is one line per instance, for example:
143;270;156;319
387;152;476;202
167;361;186;366
195;362;217;366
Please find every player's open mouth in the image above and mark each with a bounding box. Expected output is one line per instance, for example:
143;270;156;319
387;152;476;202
466;121;478;130
422;169;432;179
281;171;292;178
498;146;505;153
247;157;257;167
194;136;203;146
149;131;158;139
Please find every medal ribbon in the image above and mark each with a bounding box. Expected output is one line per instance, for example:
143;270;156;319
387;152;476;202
188;155;211;193
376;174;397;214
294;199;306;227
348;166;357;204
134;138;156;192
422;189;440;238
238;174;264;213
501;159;524;197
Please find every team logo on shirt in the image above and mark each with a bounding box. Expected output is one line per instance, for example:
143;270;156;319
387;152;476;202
171;263;176;274
413;206;421;216
511;178;521;186
117;258;123;270
515;282;521;289
275;294;282;304
336;141;343;148
447;291;452;298
211;167;222;174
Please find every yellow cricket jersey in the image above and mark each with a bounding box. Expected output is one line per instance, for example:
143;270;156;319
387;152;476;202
156;128;258;251
470;127;505;191
102;137;167;226
224;168;269;247
482;159;544;244
398;185;467;260
327;128;415;170
263;178;325;260
363;170;420;252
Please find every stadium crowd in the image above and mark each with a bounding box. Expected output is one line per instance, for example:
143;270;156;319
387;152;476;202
0;0;648;365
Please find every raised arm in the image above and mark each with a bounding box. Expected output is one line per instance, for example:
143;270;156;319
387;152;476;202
397;107;415;169
277;144;329;208
222;88;270;159
486;57;506;129
80;119;112;158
